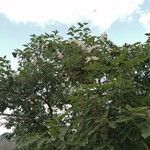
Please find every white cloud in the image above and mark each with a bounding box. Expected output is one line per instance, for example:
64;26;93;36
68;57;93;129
0;108;14;135
0;0;144;29
139;11;150;31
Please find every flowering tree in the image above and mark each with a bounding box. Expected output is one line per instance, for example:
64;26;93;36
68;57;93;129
0;23;150;150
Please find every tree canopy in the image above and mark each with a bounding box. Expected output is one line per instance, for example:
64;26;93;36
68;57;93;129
0;23;150;150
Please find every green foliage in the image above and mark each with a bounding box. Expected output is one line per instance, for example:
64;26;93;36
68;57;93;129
0;23;150;150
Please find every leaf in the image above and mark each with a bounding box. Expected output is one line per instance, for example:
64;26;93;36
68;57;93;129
17;133;41;149
108;121;117;129
87;124;101;136
145;33;150;36
115;116;133;123
37;137;49;148
78;22;84;28
125;56;149;67
83;22;88;25
141;125;150;139
12;52;17;58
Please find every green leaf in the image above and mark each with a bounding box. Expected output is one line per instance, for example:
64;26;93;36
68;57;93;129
141;125;150;139
78;22;84;28
17;134;41;149
87;124;101;136
115;116;133;123
12;52;17;58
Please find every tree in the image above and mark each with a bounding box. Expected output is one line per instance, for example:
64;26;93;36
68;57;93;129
0;23;150;150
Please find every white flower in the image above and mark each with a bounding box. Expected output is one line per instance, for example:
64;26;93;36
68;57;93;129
12;72;17;78
100;32;107;38
85;56;91;63
32;57;37;65
87;44;100;52
85;56;99;63
91;56;99;61
42;41;49;49
57;51;63;59
68;39;87;50
100;32;107;42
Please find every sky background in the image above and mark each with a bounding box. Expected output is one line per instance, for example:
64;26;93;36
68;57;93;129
0;0;150;134
0;0;150;63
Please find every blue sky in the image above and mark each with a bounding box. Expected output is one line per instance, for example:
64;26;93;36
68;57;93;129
0;0;150;135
